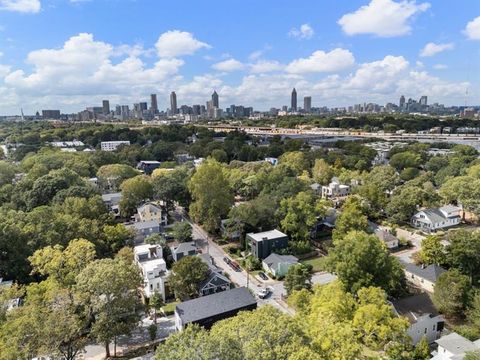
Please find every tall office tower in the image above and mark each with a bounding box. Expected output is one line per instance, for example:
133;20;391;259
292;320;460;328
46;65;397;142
419;96;428;106
102;100;110;115
115;105;121;116
399;95;406;108
291;88;297;111
150;94;158;113
304;96;312;113
192;105;201;115
170;91;178;114
139;102;148;111
212;90;219;108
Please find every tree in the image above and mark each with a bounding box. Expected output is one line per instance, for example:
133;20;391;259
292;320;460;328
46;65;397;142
102;223;135;254
146;233;166;246
284;264;312;295
417;235;446;266
440;176;480;216
279;151;309;175
332;197;368;241
149;291;164;324
169;256;209;300
119;175;153;216
465;351;480;360
312;159;333;185
188;160;234;232
358;165;399;215
414;336;431;360
172;221;193;242
75;258;143;358
97;164;139;190
0;161;16;187
433;269;471;318
326;231;405;295
447;230;480;283
389;151;422;171
279;192;327;241
148;324;157;342
152;166;191;209
385;185;425;224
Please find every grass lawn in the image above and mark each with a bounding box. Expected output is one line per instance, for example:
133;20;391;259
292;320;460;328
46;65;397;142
162;301;179;315
301;256;326;273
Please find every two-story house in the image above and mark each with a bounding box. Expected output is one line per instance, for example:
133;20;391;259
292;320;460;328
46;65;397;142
134;244;169;301
403;262;446;293
321;177;350;199
247;229;289;259
134;202;168;227
432;332;480;359
411;205;462;232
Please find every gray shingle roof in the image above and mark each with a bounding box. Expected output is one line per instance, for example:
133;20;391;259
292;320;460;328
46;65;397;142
403;262;446;283
127;220;160;230
173;241;196;255
176;287;256;324
263;253;298;269
436;332;479;355
392;293;439;323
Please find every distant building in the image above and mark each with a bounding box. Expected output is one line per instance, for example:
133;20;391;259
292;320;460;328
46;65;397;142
399;95;406;109
431;332;480;359
150;94;158;114
264;157;278;166
100;141;131;152
321;177;350;198
411;205;462;232
392;293;444;345
134;244;169;300
137;160;162;175
262;253;298;278
102;100;110;115
174;287;257;331
212;90;219;108
291;88;297;111
304;96;312;113
42;110;61;119
247;229;289;259
419;95;428;106
170;91;178;114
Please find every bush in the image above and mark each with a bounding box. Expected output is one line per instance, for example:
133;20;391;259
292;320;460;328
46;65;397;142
148;324;157;341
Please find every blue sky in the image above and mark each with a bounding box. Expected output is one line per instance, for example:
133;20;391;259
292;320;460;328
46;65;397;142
0;0;479;114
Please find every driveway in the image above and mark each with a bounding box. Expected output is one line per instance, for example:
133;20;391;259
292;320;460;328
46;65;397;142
393;228;425;264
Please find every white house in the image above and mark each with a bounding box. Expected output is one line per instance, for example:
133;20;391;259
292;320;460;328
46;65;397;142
101;192;122;216
100;141;131;152
321;177;350;199
403;262;446;293
411;205;462;232
262;253;299;278
432;332;480;359
392;293;445;345
134;244;169;301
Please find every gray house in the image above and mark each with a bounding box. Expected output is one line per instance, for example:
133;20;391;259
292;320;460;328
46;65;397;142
247;229;289;259
172;242;197;262
262;253;298;278
126;220;161;243
198;254;231;296
174;287;257;331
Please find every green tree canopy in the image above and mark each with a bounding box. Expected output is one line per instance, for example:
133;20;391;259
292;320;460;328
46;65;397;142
169;256;209;300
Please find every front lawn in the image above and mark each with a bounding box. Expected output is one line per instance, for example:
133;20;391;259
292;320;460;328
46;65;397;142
301;256;326;273
162;301;179;316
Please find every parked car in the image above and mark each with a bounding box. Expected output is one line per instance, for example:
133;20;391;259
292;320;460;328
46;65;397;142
257;286;273;299
223;256;231;265
258;272;269;281
230;260;241;272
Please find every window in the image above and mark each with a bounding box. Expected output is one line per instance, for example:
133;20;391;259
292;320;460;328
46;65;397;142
424;328;427;334
150;284;153;291
433;324;436;331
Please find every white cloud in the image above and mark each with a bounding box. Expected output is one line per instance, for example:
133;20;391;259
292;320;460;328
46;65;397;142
155;30;211;58
0;0;40;13
345;55;409;92
464;16;480;40
338;0;430;37
419;42;454;57
249;60;284;74
285;48;355;74
212;58;245;72
433;64;448;70
288;24;315;39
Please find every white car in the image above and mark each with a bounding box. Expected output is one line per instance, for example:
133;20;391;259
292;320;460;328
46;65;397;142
257;287;273;299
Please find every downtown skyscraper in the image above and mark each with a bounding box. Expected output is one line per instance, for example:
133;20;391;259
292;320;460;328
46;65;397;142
291;88;297;111
170;91;178;114
150;94;158;114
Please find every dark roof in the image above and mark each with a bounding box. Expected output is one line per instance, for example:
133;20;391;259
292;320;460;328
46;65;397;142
176;287;256;324
403;262;446;283
199;271;230;290
392;293;440;323
173;241;197;255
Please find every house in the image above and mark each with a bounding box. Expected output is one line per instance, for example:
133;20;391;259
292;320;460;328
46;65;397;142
392;293;444;345
321;177;350;199
100;141;130;152
172;241;197;262
431;332;480;359
264;157;278;166
310;183;321;195
368;222;399;249
101;192;122;216
198;254;231;296
0;278;21;312
262;253;298;278
134;202;168;227
247;229;289;259
134;244;169;301
403;262;447;293
411;205;462;232
127;220;161;243
174;287;257;331
137;160;162;175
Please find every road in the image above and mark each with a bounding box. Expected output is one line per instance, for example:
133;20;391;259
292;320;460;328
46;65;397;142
175;209;294;314
393;228;425;264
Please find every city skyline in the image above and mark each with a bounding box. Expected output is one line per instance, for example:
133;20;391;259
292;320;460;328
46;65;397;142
0;0;479;114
